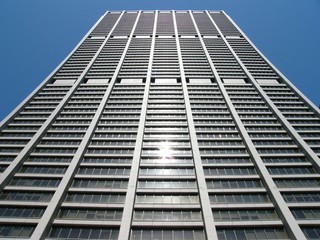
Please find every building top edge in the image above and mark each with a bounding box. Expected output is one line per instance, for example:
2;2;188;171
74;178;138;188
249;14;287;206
104;10;224;13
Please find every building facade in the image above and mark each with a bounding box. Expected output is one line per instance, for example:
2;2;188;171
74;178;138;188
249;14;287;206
0;10;320;240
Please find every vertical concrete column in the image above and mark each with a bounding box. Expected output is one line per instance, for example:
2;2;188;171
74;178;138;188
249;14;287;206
222;11;320;118
218;12;320;171
29;10;141;240
118;10;158;240
0;12;108;130
0;11;117;192
173;11;218;240
203;10;306;240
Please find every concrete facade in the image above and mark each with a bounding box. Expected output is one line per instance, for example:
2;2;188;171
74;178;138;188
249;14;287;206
0;10;320;240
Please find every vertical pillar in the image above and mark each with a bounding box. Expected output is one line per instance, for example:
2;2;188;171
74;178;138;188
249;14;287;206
222;11;320;118
29;10;142;240
217;11;320;171
0;13;108;130
173;11;218;240
0;11;118;192
201;10;306;240
118;10;158;240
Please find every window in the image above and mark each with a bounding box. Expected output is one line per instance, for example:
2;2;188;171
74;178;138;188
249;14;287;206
257;148;301;154
200;149;248;155
133;210;202;222
18;166;67;174
57;209;122;221
139;168;194;176
77;167;130;176
0;191;53;202
206;180;262;189
135;195;199;204
0;207;44;218
65;193;125;203
292;209;320;220
48;227;119;239
213;209;279;221
72;180;128;189
9;178;60;187
268;167;316;175
140;157;193;165
33;148;77;154
138;181;196;189
26;157;72;163
204;167;256;176
131;229;205;240
202;157;251;164
82;157;132;164
302;227;320;239
283;193;320;203
262;157;307;163
217;228;288;240
0;225;34;238
210;194;270;204
275;179;320;188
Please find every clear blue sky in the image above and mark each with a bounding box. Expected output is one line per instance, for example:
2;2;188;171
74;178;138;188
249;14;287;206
1;0;320;121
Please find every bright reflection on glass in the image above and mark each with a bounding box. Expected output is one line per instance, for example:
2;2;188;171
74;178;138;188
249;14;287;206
158;141;173;160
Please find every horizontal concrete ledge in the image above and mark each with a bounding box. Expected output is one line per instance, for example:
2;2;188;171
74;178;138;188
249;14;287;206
287;203;320;208
297;220;320;226
211;203;274;209
61;203;124;208
214;220;283;227
0;218;39;224
68;188;127;193
53;219;121;227
207;188;266;193
0;201;48;207
131;221;203;227
134;204;200;209
136;189;198;194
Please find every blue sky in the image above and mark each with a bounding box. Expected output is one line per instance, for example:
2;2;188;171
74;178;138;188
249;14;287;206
0;0;320;121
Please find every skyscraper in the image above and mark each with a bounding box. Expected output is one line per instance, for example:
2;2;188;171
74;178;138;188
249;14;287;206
0;9;319;240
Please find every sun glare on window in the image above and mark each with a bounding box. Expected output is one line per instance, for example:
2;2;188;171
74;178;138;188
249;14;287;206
158;141;173;160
